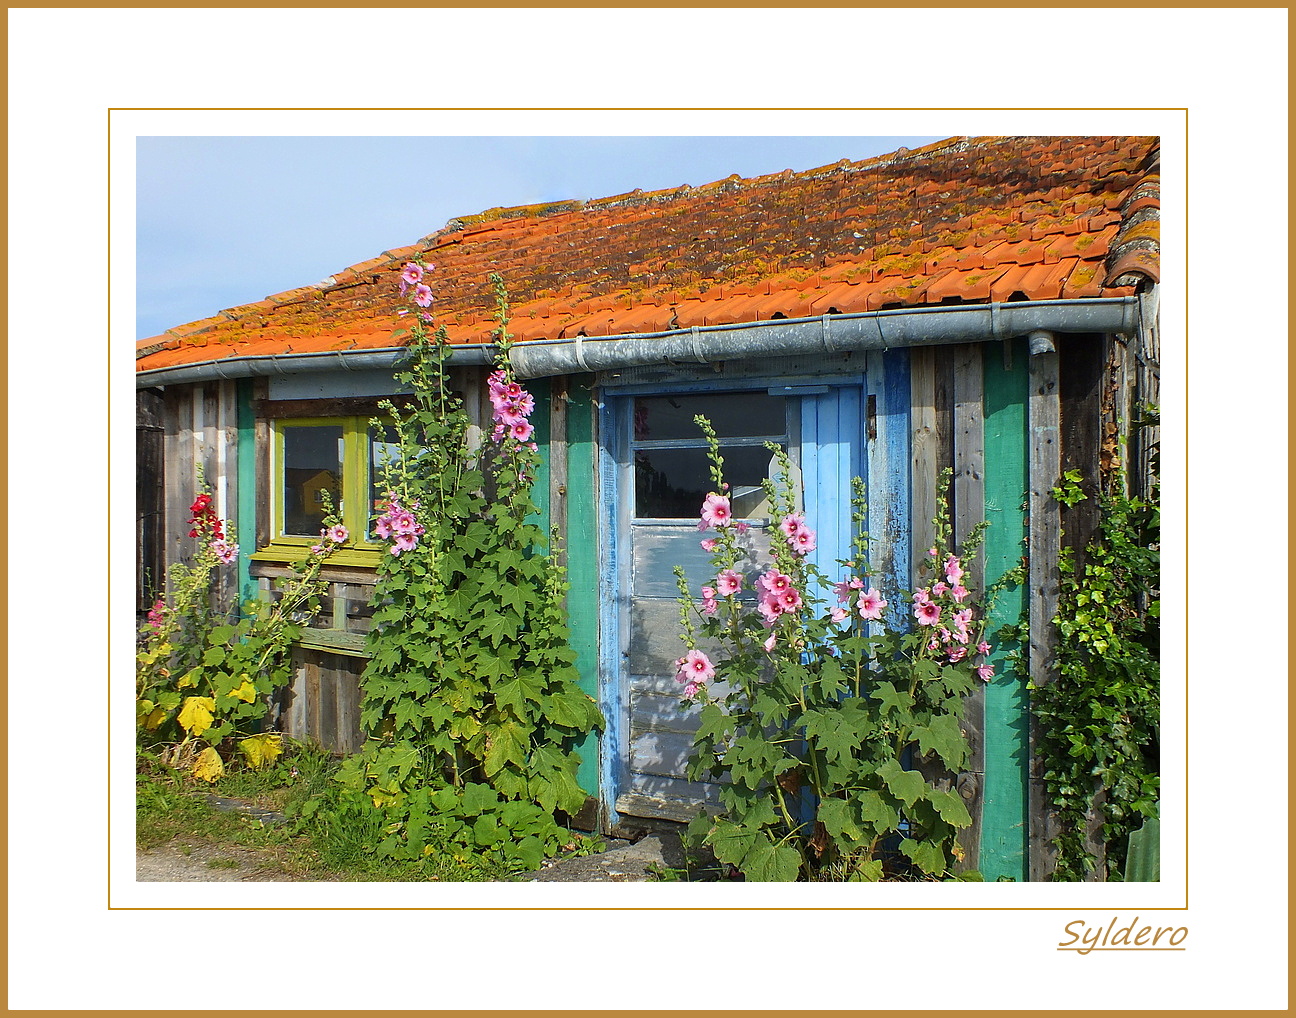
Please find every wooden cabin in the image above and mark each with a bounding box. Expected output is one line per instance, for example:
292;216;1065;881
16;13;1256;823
135;135;1160;880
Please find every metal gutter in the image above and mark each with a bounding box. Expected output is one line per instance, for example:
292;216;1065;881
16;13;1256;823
134;343;497;389
507;297;1141;379
135;297;1140;388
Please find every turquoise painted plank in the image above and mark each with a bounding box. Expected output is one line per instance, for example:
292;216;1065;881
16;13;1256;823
235;379;258;613
980;338;1029;881
564;378;601;800
803;387;862;600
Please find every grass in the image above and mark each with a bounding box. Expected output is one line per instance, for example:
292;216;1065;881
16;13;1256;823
136;740;593;882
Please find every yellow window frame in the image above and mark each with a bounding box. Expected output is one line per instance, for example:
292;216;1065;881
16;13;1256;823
250;415;393;568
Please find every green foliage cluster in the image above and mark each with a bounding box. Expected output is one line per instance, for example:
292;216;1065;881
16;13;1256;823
681;424;994;881
1024;409;1160;880
328;273;602;869
136;484;337;782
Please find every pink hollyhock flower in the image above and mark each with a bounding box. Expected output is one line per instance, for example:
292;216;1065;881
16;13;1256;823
944;554;965;585
763;631;777;653
211;539;238;564
676;648;715;685
327;524;349;544
757;596;784;625
390;510;418;534
510;421;535;442
947;646;967;663
491;423;508;443
779;513;807;539
977;641;992;656
780;587;803;612
951;584;970;603
830;607;848;624
700;493;732;529
391;532;419;555
976;664;995;682
413;283;433;308
310;544;326;556
929;547;939;558
913;587;931;604
701;598;719;617
757;569;793;596
932;581;948;597
487;369;509;395
683;678;704;698
374;516;392;539
700;538;719;552
833;579;854;603
735;521;750;535
929;636;941;651
858;587;887;620
401;262;424;286
715;570;742;597
788;527;817;556
914;600;941;626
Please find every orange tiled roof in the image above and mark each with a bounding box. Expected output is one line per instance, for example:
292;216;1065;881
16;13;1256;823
136;135;1160;374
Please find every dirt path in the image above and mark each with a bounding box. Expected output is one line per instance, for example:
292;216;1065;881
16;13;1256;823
136;839;336;881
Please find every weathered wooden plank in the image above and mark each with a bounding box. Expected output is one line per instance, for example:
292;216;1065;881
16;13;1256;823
137;390;165;607
630;688;703;736
1027;338;1062;882
305;653;322;744
910;347;938;587
865;350;910;626
951;343;985;872
616;784;722;824
628;597;728;677
1059;335;1104;557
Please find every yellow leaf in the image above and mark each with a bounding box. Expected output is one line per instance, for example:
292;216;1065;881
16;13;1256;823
192;747;224;783
137;698;155;720
178;696;215;737
238;732;283;770
145;708;168;730
177;669;200;690
230;678;258;704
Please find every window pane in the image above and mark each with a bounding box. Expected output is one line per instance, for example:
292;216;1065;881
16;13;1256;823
369;423;401;521
282;425;343;536
634;393;785;442
635;444;781;519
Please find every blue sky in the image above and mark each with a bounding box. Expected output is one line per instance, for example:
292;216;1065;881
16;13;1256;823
135;135;945;340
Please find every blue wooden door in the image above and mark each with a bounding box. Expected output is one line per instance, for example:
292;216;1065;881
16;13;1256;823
599;381;866;826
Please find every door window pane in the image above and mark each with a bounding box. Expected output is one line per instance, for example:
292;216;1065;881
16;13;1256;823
369;423;401;517
634;444;779;519
282;425;343;536
634;393;785;442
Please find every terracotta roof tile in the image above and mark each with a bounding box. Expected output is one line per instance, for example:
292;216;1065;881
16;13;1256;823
138;135;1161;374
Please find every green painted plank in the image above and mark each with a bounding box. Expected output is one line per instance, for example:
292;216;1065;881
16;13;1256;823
564;377;601;799
236;379;258;613
980;339;1029;881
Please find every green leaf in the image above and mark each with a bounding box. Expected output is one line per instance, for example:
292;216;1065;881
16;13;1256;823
854;789;900;833
900;837;948;876
708;819;758;869
484;720;528;776
877;759;925;807
913;713;970;771
741;838;802;882
817;797;865;849
870;681;913;719
925;788;973;828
